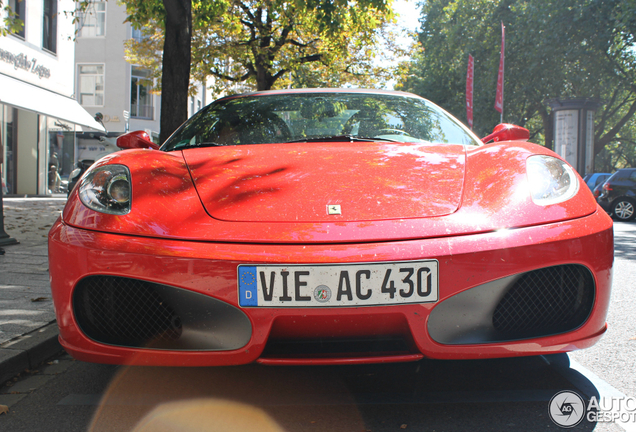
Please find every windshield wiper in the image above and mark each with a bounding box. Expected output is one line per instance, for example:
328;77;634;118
192;142;223;148
286;135;399;143
171;141;224;150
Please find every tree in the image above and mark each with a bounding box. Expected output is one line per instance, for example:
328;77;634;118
121;0;225;143
396;0;636;162
194;0;395;91
1;1;24;36
124;0;397;98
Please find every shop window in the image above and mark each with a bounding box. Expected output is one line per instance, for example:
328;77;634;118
77;1;106;37
130;67;153;119
78;64;105;106
8;0;26;38
1;107;18;195
42;0;57;53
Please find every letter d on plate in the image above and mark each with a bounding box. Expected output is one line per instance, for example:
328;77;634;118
238;266;258;306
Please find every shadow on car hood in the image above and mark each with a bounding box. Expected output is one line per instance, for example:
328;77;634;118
182;142;466;223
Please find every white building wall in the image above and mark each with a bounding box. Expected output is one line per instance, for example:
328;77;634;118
74;1;220;145
0;0;76;96
74;1;161;137
1;0;89;195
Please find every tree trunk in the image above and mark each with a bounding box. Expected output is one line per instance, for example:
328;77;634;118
539;106;553;151
159;0;192;144
255;55;274;91
595;98;636;155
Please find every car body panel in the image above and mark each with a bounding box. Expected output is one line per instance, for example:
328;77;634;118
597;168;636;220
62;142;597;244
183;142;466;222
49;208;612;366
583;173;611;191
50;88;613;367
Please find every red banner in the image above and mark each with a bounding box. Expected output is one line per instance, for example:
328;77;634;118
466;54;474;129
494;22;505;114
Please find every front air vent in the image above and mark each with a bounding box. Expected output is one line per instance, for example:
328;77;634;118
428;264;596;345
73;276;182;348
262;336;413;359
492;264;594;339
73;276;252;351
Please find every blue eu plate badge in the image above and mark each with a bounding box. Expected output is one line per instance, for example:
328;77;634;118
238;266;258;306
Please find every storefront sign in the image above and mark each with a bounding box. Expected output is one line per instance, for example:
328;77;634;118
0;47;51;79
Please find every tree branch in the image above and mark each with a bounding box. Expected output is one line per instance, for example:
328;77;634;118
271;68;289;81
297;53;323;64
210;68;252;82
595;97;636;153
288;38;320;48
235;0;254;22
596;89;620;140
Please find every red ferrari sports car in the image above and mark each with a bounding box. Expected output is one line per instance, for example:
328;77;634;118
49;88;613;366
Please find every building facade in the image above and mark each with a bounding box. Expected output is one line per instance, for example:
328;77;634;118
74;1;160;144
1;0;103;195
74;1;213;162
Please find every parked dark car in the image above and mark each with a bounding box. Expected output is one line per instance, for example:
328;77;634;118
597;168;636;221
592;182;604;199
582;172;611;191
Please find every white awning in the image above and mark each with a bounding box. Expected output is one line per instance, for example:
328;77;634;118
0;73;105;131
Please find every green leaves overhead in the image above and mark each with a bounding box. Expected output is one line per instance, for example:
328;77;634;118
123;0;224;31
397;0;636;161
1;1;24;36
123;0;396;92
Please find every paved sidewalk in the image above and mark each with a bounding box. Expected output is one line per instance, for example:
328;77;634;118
0;197;67;384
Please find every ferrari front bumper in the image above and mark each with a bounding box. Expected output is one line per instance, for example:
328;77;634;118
48;209;613;366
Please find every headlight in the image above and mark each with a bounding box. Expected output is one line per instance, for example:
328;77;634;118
79;164;132;215
526;155;578;205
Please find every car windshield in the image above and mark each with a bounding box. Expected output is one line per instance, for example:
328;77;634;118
161;92;481;151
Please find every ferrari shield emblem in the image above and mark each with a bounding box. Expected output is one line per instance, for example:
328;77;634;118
327;204;341;215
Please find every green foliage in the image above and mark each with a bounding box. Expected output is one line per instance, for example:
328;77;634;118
396;0;636;165
122;0;223;32
123;0;397;92
1;1;24;36
595;115;636;171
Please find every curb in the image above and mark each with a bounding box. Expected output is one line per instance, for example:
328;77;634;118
0;322;63;385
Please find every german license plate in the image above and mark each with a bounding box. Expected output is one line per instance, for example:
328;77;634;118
238;260;438;307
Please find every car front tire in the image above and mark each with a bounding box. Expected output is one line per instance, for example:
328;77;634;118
612;198;636;221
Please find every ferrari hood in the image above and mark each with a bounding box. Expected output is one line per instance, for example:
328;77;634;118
182;142;466;223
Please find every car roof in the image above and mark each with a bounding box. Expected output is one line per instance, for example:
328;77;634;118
216;88;424;103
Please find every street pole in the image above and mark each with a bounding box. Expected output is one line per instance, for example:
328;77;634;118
0;180;19;247
0;137;19;247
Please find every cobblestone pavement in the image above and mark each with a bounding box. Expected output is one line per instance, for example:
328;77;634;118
2;197;65;246
0;197;66;383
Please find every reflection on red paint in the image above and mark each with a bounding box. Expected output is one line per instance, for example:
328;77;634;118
62;142;598;245
183;142;465;222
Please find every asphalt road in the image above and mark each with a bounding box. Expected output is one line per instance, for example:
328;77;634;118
0;353;619;432
0;220;634;432
570;220;636;398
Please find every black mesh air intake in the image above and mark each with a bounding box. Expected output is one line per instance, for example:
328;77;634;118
492;265;594;339
73;276;182;348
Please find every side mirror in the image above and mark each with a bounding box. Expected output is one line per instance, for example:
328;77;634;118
94;112;107;132
116;130;160;150
481;123;530;143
